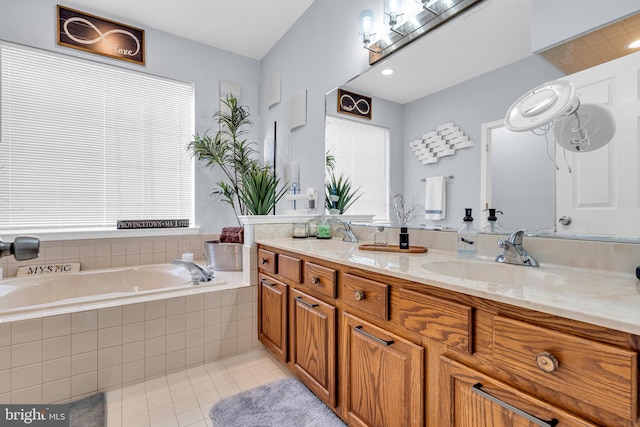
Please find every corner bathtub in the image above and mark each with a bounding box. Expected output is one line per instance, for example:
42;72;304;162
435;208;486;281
0;264;255;403
0;263;228;322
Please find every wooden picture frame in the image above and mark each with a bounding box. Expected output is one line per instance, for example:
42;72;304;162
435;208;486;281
337;89;372;120
57;5;145;65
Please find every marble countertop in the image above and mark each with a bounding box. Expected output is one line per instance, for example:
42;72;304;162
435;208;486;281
256;237;640;336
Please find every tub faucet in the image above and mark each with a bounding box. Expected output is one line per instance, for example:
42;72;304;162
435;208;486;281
0;236;40;261
171;260;213;285
495;229;539;267
336;220;358;243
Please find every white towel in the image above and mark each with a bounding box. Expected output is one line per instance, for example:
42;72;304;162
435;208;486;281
424;176;446;220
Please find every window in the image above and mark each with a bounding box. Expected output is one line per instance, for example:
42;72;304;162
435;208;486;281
0;42;194;231
325;116;390;221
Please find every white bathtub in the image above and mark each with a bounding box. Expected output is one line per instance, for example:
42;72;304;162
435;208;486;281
0;264;227;321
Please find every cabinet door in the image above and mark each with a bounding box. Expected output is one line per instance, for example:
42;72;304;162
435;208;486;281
258;274;288;363
290;288;336;408
439;356;599;427
343;313;423;427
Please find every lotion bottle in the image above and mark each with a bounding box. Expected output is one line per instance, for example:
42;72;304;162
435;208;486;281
457;208;478;258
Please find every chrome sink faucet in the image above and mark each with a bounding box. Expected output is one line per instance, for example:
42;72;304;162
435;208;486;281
495;229;539;267
171;259;213;285
336;220;358;243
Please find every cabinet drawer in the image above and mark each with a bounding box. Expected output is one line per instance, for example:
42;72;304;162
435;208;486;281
440;356;600;427
342;273;388;321
278;254;302;283
258;249;277;275
493;316;637;421
394;288;473;354
303;262;337;299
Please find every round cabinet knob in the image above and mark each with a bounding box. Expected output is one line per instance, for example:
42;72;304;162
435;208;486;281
535;351;559;373
261;258;268;265
354;290;365;301
310;276;320;284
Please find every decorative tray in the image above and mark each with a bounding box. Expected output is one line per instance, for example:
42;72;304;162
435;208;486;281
358;244;428;253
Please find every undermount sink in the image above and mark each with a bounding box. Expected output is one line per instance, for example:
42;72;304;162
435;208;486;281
422;260;566;287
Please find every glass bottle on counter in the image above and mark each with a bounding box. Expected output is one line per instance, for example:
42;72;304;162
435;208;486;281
373;226;388;247
457;208;478;258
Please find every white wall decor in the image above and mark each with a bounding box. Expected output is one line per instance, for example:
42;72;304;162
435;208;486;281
409;122;474;165
290;89;307;130
267;72;281;108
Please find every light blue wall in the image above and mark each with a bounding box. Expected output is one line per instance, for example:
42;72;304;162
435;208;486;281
0;0;260;233
402;55;564;229
258;0;376;209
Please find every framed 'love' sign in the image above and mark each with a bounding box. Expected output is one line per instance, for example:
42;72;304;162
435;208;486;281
337;89;372;120
57;5;145;65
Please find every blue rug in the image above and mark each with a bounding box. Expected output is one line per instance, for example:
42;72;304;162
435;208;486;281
209;378;345;427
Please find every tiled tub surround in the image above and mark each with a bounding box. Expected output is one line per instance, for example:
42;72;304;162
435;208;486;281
0;234;219;279
0;272;259;404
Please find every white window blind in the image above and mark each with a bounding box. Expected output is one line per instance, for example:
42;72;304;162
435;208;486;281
0;42;194;231
325;116;390;221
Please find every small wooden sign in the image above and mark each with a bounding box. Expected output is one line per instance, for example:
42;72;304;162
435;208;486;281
117;219;190;229
338;89;372;120
18;263;81;277
57;5;145;65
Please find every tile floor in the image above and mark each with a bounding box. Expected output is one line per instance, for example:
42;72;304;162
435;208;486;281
105;348;293;427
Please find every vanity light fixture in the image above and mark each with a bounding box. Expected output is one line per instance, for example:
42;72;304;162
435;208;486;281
384;0;405;36
359;9;381;53
365;0;486;64
416;0;451;15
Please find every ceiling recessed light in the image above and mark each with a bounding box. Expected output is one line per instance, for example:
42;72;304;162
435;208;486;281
381;68;394;76
626;39;640;49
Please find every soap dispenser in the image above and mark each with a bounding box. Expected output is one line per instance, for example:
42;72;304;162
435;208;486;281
483;208;504;233
457;208;478;258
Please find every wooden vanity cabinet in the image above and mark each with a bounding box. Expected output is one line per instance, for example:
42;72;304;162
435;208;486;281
290;288;337;407
256;244;640;427
257;274;288;364
342;313;424;427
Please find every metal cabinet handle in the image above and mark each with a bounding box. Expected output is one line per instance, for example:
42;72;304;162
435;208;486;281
310;276;320;284
535;352;559;373
472;383;558;427
260;278;277;287
261;258;268;265
354;290;365;301
354;325;394;346
294;296;319;308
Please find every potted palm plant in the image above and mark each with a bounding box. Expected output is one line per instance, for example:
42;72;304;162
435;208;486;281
188;94;287;269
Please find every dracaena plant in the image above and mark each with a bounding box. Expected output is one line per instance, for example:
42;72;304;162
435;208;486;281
187;94;286;223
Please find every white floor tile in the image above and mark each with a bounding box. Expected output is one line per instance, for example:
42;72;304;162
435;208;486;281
105;349;288;427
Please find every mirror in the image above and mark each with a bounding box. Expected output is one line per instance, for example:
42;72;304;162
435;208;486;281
324;1;640;242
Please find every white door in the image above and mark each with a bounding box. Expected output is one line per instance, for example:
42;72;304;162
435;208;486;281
555;51;640;238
